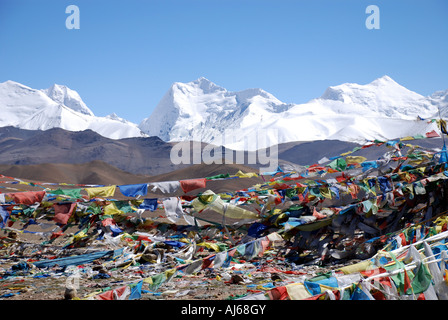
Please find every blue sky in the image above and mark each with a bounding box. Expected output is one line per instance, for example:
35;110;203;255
0;0;447;123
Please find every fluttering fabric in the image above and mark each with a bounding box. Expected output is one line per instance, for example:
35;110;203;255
85;185;116;199
149;181;181;194
7;191;46;205
0;206;9;228
138;198;158;211
53;202;76;225
161;197;184;223
33;249;120;268
192;190;259;220
51;188;82;199
179;178;207;193
118;183;148;197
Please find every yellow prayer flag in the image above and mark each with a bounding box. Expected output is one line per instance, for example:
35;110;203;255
164;268;177;280
234;170;258;178
346;156;367;165
416;166;426;174
285;283;312;300
338;260;373;274
85;185;116;199
104;202;123;215
319;186;332;199
197;242;221;252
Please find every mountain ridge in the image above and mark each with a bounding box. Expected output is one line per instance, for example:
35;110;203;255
1;76;447;150
0;126;444;177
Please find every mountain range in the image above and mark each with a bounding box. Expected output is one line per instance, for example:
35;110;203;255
1;76;447;150
140;76;446;150
0;125;444;181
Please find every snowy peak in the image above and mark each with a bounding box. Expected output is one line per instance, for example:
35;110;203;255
0;80;146;140
138;77;292;141
320;75;422;102
2;80;33;91
319;75;435;119
169;77;226;106
168;77;282;113
42;84;94;116
369;75;399;85
188;77;226;93
105;112;133;124
0;80;58;127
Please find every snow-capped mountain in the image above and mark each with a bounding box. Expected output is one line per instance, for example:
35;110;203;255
318;76;435;119
42;84;94;116
138;76;443;150
138;77;293;144
0;80;146;140
0;76;446;150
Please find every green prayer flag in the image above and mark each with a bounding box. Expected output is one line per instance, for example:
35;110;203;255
308;271;333;282
407;262;432;294
206;173;230;180
52;188;82;199
114;201;135;213
384;252;414;295
328;158;347;171
147;272;167;291
285;188;298;199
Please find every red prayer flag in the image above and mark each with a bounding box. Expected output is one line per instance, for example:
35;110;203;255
313;207;326;220
180;178;207;193
8;191;46;205
53;202;76;225
96;286;128;300
404;269;412;294
417;293;426;300
426;130;440;138
96;290;114;300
